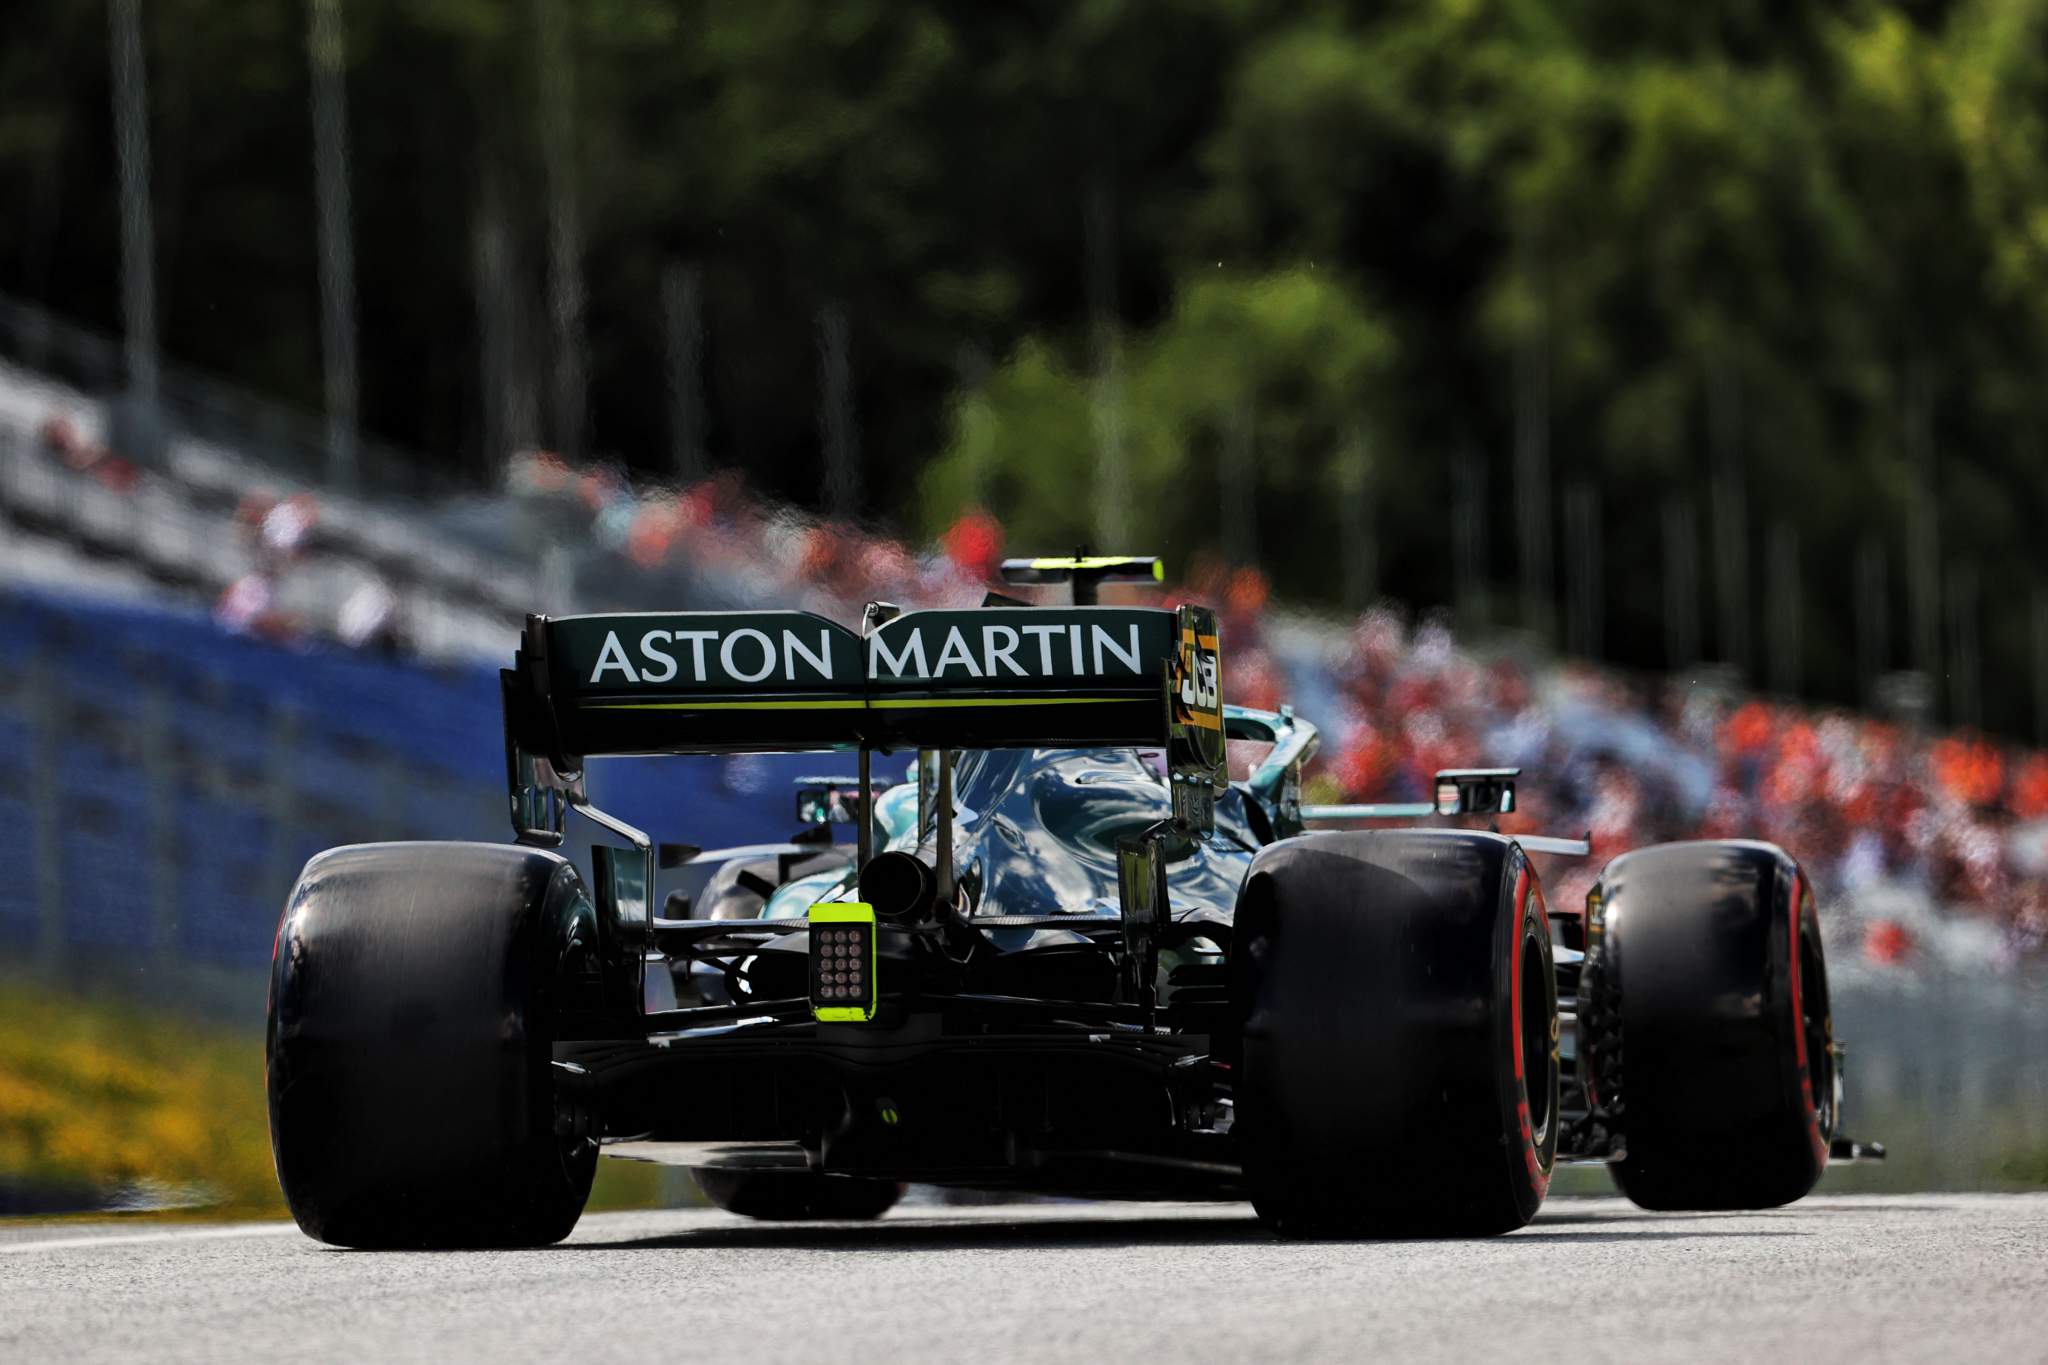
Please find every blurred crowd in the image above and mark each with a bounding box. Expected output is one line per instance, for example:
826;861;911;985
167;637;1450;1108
4;375;533;662
210;488;404;655
1305;606;2048;978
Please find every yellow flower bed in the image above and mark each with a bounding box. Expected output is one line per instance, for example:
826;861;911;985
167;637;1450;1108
0;977;281;1217
0;976;664;1220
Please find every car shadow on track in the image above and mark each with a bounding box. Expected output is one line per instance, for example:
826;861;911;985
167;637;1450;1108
566;1215;1268;1253
1494;1229;1811;1244
560;1214;1810;1254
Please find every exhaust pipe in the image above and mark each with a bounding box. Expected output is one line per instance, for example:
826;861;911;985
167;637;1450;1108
858;851;938;926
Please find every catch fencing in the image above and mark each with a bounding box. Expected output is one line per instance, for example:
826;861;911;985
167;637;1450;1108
1828;973;2048;1189
0;588;504;986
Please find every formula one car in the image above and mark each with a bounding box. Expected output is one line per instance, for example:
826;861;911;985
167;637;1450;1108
267;556;1875;1247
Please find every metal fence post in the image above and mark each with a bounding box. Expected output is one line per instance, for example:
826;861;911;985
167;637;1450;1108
307;0;360;491
817;304;860;520
1454;448;1488;629
662;261;705;484
107;0;162;464
1663;494;1700;671
536;0;588;463
1086;167;1127;549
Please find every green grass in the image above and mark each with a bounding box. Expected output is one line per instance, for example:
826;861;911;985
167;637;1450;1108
0;976;668;1220
1997;1145;2048;1187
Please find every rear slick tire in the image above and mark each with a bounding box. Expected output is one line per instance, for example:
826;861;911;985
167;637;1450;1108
1234;830;1558;1236
267;842;602;1248
1587;840;1834;1211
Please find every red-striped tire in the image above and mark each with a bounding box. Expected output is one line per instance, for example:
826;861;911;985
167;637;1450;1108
1233;830;1558;1236
1586;840;1834;1210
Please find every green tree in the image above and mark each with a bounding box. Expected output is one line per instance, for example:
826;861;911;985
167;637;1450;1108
924;265;1394;578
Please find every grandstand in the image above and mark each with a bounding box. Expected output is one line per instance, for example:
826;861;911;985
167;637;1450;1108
0;291;540;663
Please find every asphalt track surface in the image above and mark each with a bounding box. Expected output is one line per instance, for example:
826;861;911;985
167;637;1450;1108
3;1193;2044;1364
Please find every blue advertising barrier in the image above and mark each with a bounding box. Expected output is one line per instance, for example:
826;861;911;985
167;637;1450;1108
0;587;858;971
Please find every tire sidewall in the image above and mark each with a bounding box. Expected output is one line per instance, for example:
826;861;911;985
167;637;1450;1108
1775;862;1833;1172
1495;846;1558;1222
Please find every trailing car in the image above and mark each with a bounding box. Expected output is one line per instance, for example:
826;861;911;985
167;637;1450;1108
266;556;1879;1246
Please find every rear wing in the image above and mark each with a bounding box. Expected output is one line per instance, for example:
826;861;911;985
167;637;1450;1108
504;602;1225;837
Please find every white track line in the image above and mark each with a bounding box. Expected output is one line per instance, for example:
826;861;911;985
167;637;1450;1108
0;1222;304;1255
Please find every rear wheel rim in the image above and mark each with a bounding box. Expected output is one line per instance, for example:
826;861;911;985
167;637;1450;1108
1799;924;1834;1141
1519;922;1554;1149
